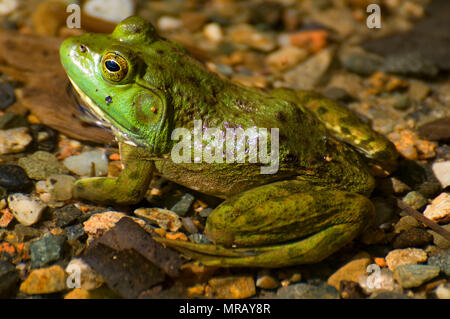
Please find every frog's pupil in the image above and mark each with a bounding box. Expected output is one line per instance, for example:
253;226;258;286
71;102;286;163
105;60;120;72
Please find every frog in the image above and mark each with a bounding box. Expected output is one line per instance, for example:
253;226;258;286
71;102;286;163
59;16;398;268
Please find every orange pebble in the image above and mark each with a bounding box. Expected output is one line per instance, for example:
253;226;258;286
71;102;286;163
109;153;121;161
289;29;328;53
154;228;166;237
374;257;386;267
166;232;188;241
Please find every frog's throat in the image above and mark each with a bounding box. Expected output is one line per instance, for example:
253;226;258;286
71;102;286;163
68;77;143;148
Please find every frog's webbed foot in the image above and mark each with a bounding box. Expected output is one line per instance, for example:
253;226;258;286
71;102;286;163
73;143;153;205
157;180;375;268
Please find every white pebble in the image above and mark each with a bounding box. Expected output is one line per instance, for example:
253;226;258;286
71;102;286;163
435;283;450;299
432;161;450;188
63;150;108;177
423;192;450;222
83;0;135;23
0;0;18;16
7;193;47;226
0;127;32;154
46;174;76;201
203;23;223;42
157;16;182;32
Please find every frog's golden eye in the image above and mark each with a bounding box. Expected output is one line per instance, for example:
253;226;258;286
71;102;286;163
101;52;129;82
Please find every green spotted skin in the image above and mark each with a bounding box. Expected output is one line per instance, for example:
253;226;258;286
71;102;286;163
60;16;398;267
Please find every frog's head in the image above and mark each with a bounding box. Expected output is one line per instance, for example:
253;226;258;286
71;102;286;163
60;16;177;153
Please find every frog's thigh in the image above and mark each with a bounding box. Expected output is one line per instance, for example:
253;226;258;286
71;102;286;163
73;143;153;205
205;180;374;265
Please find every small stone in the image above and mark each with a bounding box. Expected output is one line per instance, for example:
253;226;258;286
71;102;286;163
339;47;384;76
30;232;66;268
0;84;15;110
0;127;32;154
14;224;41;242
327;252;372;289
256;275;280;290
181;217;198;234
276;281;339;299
18;151;68;180
402;191;428;211
435;283;450;299
0;164;32;192
394;216;420;233
393;264;440;288
64;286;119;299
66;258;103;290
0;209;13;228
266;46;308;71
289;29;328;53
64;224;86;242
0;260;19;298
385;248;428;271
428;224;450;249
431;162;450;188
206;276;256;299
0;0;18;16
170;193;195;216
228;24;276;52
418;118;450;143
52;204;83;228
281;48;333;90
134;207;181;232
408;80;430;101
46;174;76;201
188;233;211;244
83;0;135;24
7;193;47;226
339;281;365;299
203;23;223;42
382;52;438;78
199;207;213;218
423;193;450;223
157;16;182;32
83;211;146;238
19;265;67;294
393;228;433;248
63;150;108;177
427;252;450;276
180;11;208;33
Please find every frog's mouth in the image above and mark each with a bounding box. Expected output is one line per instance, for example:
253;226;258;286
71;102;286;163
67;78;144;148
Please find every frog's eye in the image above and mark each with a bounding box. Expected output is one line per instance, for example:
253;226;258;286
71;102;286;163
101;52;129;82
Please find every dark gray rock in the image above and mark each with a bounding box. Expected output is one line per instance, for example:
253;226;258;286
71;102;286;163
394;264;440;288
64;224;86;242
427;252;450;276
52;205;82;227
0;164;33;192
30;232;66;268
393;228;434;249
276;280;339;299
170;193;195;216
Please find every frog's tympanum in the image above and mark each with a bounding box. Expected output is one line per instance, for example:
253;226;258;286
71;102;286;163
60;17;398;267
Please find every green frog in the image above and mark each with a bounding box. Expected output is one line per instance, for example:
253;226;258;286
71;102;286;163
60;16;398;267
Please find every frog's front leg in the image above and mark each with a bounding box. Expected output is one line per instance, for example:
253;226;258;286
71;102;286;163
156;180;375;267
73;142;153;205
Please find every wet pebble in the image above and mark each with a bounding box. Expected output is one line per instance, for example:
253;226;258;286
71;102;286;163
170;193;195;216
66;258;103;290
266;46;308;71
393;264;440;288
0;209;13;228
46;174;76;202
0;260;19;298
327;252;371;290
276;281;339;299
339;47;384;76
7;193;47;226
0;164;32;192
188;233;211;244
14;224;41;242
18;151;68;180
228;24;276;52
134;207;181;232
0;82;15;109
382;52;438;78
30;232;66;268
431;161;450;189
256;273;280;290
19;265;67;295
157;16;182;32
28;124;58;152
385;248;428;271
63;150;108;177
428;224;450;249
199;207;213;218
408;80;430;101
280;48;332;90
435;283;450;299
0;127;32;155
64;224;86;242
402;191;428;211
427;252;450;276
0;113;28;130
206;276;256;299
423;193;450;223
52;204;82;228
181;217;198;234
418;118;450;142
83;0;135;24
249;1;282;28
289;29;328;54
203;23;223;43
392;228;433;249
83;211;146;238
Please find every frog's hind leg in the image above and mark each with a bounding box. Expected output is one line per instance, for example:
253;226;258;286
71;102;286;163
156;180;375;267
73;142;153;205
298;89;398;174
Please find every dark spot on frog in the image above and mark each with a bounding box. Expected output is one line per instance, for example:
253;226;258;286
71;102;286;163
275;111;287;123
79;45;87;53
340;127;351;135
50;178;57;185
156;50;164;55
318;106;328;115
105;96;113;105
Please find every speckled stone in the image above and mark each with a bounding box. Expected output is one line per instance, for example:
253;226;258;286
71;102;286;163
30;233;66;268
394;264;440;288
18;151;68;180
